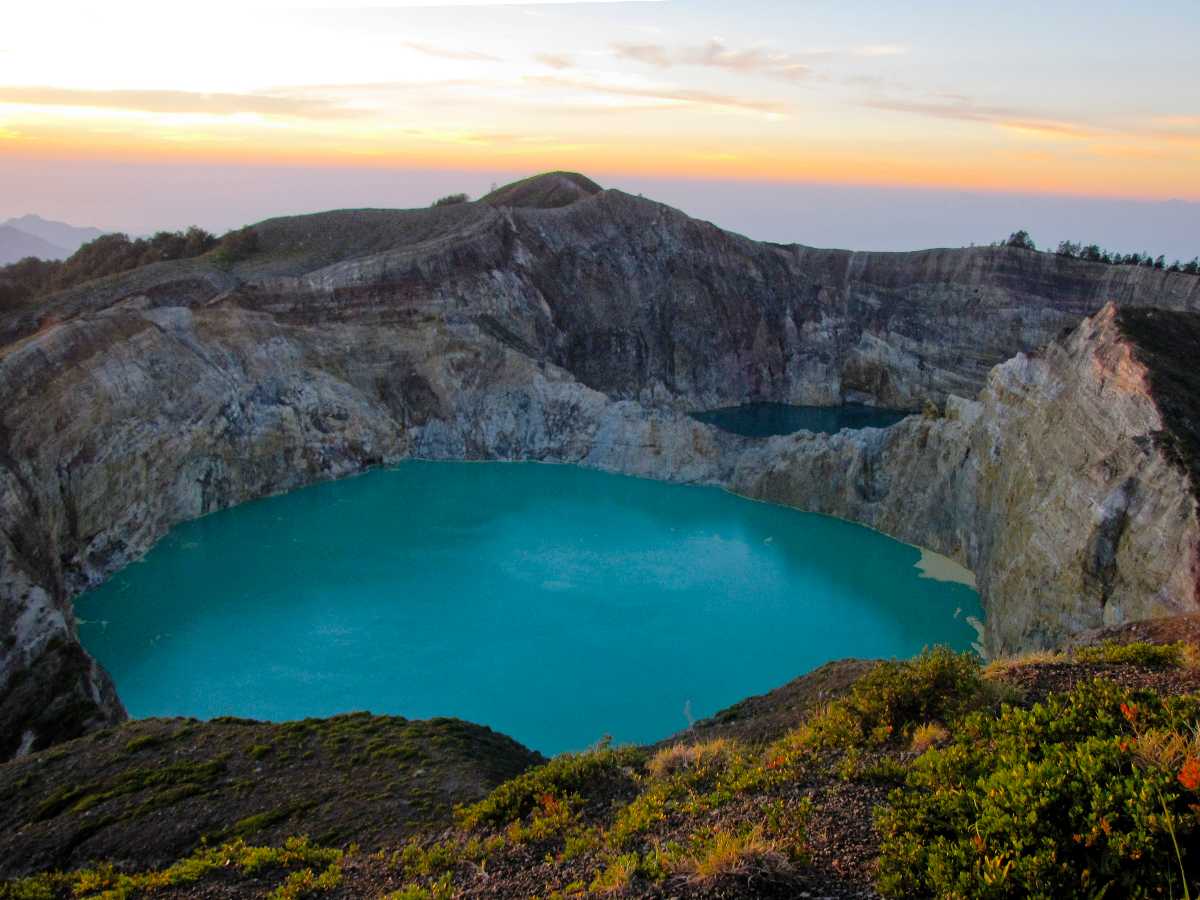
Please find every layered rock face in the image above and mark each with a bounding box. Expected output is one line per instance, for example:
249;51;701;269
0;299;736;759
1;173;1198;756
732;304;1200;654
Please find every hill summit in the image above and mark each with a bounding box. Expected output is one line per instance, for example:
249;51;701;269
481;171;603;209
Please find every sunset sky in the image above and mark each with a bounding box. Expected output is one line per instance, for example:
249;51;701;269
2;1;1198;253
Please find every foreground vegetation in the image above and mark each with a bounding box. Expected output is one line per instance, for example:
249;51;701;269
3;640;1198;898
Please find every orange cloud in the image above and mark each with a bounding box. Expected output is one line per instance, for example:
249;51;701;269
0;86;358;120
613;39;815;81
524;75;788;114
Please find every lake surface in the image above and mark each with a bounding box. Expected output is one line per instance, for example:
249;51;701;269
76;462;981;755
692;403;910;437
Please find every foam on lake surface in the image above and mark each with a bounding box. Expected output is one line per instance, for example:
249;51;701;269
692;402;910;437
76;462;981;755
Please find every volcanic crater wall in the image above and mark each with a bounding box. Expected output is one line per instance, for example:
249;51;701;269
1;176;1198;758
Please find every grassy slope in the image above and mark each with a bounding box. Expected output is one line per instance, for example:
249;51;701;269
5;624;1200;899
0;713;542;880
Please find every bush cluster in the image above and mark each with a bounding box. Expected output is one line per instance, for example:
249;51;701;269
999;229;1198;273
456;742;642;829
0;224;260;309
805;647;988;750
876;678;1200;899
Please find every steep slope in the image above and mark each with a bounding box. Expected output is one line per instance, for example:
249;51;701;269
1;172;1199;757
732;303;1200;653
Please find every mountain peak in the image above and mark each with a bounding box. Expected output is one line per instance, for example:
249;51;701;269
481;171;602;209
0;214;106;257
0;224;69;265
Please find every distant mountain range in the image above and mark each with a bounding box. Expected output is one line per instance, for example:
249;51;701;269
0;214;108;265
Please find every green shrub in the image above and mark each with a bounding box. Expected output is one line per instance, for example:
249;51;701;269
876;679;1200;898
813;647;985;749
211;226;259;267
431;193;469;207
1004;230;1036;251
0;836;343;899
1073;640;1184;668
457;744;641;829
124;734;162;753
397;838;459;878
267;862;341;900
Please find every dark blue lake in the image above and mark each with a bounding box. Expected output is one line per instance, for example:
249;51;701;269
76;462;980;755
692;403;910;437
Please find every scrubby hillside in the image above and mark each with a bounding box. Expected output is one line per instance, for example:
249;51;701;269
0;715;541;880
3;628;1199;898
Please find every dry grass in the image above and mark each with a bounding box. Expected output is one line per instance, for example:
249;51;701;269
1131;725;1200;774
1182;643;1200;670
589;852;639;895
910;722;951;753
982;649;1063;678
673;826;795;887
646;738;735;780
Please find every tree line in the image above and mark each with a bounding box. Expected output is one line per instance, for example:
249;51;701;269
0;226;259;309
1002;230;1199;274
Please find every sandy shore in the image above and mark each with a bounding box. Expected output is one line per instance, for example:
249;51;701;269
915;547;978;589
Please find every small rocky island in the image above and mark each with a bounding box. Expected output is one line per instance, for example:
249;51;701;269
2;173;1199;898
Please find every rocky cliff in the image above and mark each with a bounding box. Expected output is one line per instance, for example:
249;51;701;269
732;303;1200;653
1;172;1198;757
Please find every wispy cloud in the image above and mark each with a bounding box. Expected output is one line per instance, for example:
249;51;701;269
863;94;1105;139
864;92;1200;155
0;86;358;120
271;79;490;99
865;95;1025;125
399;41;500;62
854;44;908;57
526;74;787;114
613;39;815;82
1154;115;1200;130
535;53;575;70
613;43;672;67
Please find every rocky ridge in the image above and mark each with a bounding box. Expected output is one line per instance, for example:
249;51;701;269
1;172;1199;757
732;303;1200;653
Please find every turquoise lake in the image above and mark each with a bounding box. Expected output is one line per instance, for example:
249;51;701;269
692;403;910;437
76;462;981;755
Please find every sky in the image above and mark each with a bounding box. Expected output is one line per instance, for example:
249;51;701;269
2;0;1198;256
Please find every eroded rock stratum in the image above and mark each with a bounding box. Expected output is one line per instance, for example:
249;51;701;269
2;173;1198;757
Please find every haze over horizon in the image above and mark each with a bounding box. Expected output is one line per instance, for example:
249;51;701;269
3;0;1198;257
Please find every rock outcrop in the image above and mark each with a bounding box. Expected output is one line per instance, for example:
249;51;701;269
1;172;1198;756
732;304;1200;654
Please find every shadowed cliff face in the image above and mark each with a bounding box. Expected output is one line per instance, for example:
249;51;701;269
1;173;1198;757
